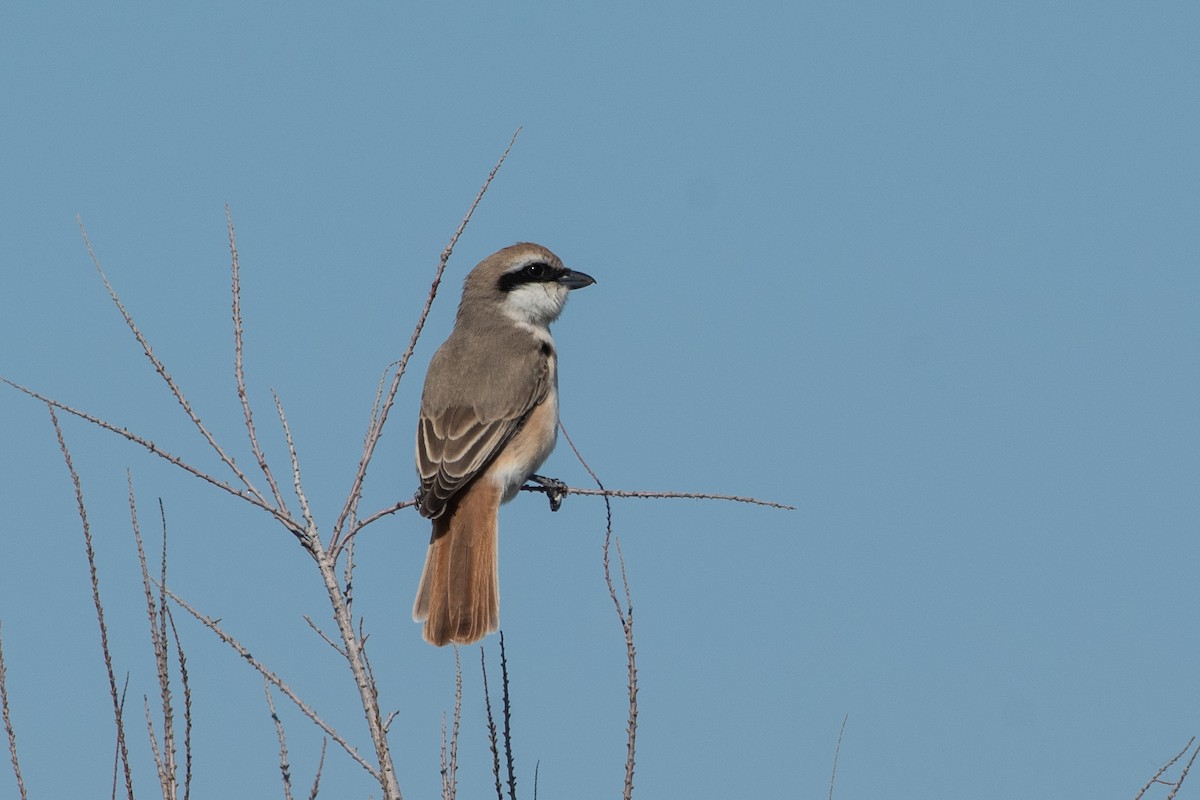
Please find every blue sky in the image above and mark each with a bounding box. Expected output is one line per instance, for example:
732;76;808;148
1;2;1197;797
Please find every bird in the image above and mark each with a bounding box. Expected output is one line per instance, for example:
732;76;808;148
412;242;595;646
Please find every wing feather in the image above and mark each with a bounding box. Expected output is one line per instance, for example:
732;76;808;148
416;332;553;519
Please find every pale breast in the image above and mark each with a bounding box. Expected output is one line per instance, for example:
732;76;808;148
483;349;559;503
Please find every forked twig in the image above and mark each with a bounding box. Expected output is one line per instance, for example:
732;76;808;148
1134;736;1199;800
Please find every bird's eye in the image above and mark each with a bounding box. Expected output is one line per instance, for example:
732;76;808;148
524;262;547;279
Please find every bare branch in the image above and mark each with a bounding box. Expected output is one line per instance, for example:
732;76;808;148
332;128;522;552
0;621;28;800
1135;737;1197;800
162;585;381;781
559;422;637;800
520;482;795;511
49;406;136;800
78;217;269;506
302;535;402;799
227;206;290;514
6;379;300;532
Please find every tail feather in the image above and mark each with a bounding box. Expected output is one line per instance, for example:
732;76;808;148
412;482;500;646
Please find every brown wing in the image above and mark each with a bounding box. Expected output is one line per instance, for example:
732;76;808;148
416;331;552;518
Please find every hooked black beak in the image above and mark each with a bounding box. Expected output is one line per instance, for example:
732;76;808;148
559;268;596;290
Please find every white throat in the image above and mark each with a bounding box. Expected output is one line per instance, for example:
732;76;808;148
501;282;569;330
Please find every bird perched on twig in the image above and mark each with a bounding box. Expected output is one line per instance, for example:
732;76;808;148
412;243;595;646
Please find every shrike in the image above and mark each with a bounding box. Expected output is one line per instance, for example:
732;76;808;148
412;243;595;646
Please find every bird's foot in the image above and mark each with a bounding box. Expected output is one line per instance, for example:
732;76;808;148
528;474;569;512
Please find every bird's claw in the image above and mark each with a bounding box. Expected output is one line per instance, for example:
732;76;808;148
529;474;569;512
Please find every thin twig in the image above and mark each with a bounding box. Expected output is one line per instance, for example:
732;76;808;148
78;217;270;507
332;128;522;554
273;390;318;551
520;483;795;511
499;632;517;800
130;480;177;799
352;499;417;534
303;616;348;658
6;379;299;531
0;621;28;800
482;649;504;800
157;500;176;797
162;586;381;781
609;533;638;800
1135;737;1197;800
1167;742;1199;800
451;648;462;800
264;678;295;800
440;712;449;800
49;406;135;800
164;605;193;800
828;714;848;800
143;695;165;795
308;738;327;800
559;422;637;800
440;649;463;800
111;676;130;800
342;531;357;618
227;206;290;515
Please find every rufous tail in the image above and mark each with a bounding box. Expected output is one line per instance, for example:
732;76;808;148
412;482;500;646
